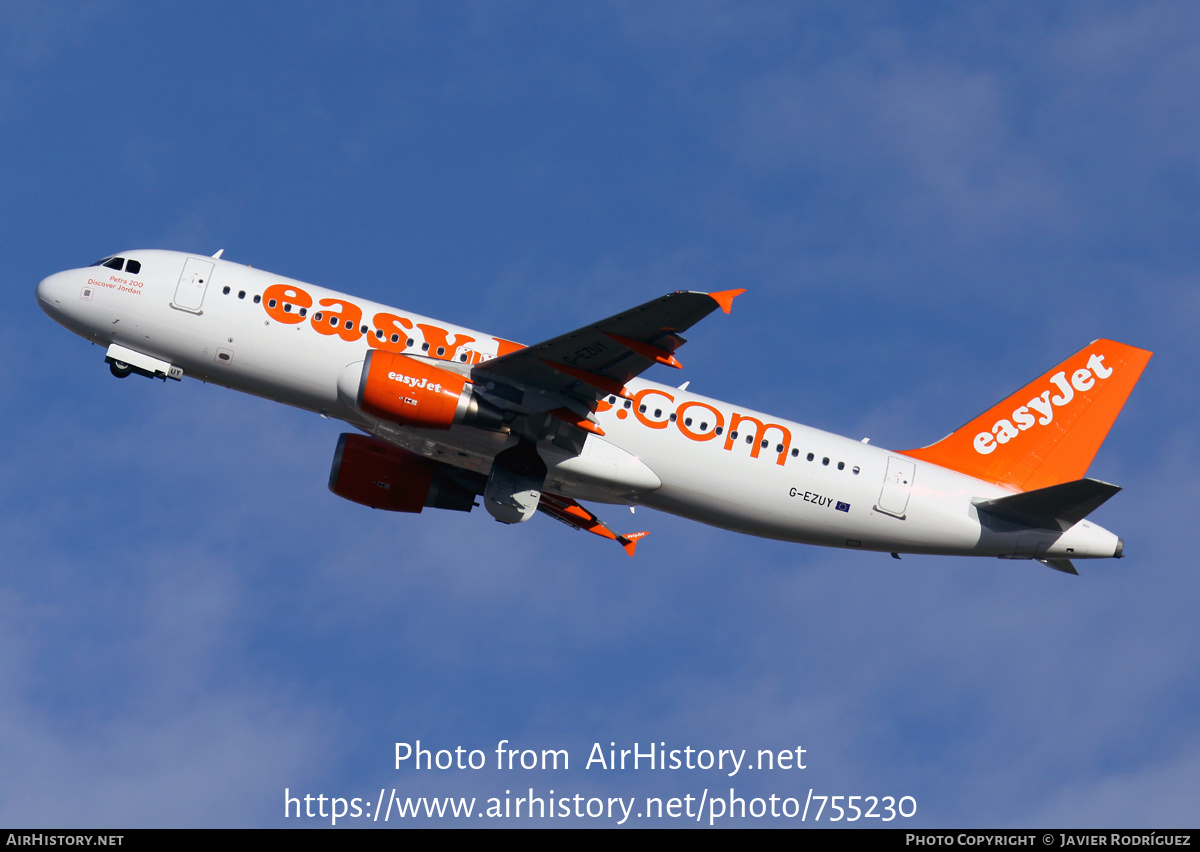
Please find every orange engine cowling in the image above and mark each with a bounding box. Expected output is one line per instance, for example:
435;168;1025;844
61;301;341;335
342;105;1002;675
328;433;482;513
354;351;505;431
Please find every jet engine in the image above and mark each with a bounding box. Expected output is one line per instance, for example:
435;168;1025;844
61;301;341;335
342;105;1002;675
329;433;483;513
338;351;505;431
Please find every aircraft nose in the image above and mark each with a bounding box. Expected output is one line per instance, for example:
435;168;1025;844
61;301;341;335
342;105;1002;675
36;271;71;317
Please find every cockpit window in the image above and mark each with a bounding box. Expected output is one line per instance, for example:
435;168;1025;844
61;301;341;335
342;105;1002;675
88;256;140;274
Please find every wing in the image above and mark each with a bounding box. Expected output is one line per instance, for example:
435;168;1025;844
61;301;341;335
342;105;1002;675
469;288;744;554
538;493;649;556
471;289;745;419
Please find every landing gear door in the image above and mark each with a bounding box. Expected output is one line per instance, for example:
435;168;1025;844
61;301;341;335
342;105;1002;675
875;456;916;519
171;257;214;314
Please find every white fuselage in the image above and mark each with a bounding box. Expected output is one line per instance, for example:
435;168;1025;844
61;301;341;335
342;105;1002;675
36;250;1124;562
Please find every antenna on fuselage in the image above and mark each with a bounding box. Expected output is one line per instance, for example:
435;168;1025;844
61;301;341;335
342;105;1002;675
211;249;224;259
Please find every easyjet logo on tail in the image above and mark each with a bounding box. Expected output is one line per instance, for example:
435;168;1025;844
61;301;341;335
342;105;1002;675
973;353;1112;455
902;339;1152;492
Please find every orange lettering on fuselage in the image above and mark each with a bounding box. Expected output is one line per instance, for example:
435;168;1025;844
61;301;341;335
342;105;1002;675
257;284;495;362
632;388;675;430
675;400;724;442
416;323;476;360
313;298;364;342
367;312;415;353
609;390;791;466
262;284;312;325
725;413;791;466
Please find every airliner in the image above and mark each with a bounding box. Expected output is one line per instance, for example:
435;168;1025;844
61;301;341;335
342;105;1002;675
36;250;1151;573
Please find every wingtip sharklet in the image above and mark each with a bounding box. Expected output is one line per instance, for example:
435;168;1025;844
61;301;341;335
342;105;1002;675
618;531;649;556
708;288;746;314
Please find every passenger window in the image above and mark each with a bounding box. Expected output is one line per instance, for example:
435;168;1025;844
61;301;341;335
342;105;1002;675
837;461;845;470
253;295;261;304
791;448;799;457
268;299;277;308
421;342;430;351
237;290;245;299
436;346;445;356
222;286;231;295
807;453;814;462
822;457;830;466
852;466;860;475
391;334;399;343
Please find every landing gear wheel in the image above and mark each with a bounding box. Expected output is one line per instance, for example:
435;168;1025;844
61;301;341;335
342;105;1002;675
109;361;132;378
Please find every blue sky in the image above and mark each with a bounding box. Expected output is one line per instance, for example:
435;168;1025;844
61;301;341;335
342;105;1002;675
3;1;1198;827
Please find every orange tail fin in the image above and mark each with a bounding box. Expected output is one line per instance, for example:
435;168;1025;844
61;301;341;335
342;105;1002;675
901;340;1152;492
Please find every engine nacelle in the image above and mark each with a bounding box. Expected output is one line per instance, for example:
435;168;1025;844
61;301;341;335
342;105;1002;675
328;433;481;513
339;351;505;431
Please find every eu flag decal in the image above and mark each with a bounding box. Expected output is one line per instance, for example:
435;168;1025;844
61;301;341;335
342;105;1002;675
835;501;850;513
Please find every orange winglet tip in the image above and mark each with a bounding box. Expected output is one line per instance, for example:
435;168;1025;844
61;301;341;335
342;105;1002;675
708;288;746;314
603;333;683;369
548;407;606;436
618;531;649;557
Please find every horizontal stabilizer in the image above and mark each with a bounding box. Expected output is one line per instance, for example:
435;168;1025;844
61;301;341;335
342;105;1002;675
976;478;1121;530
